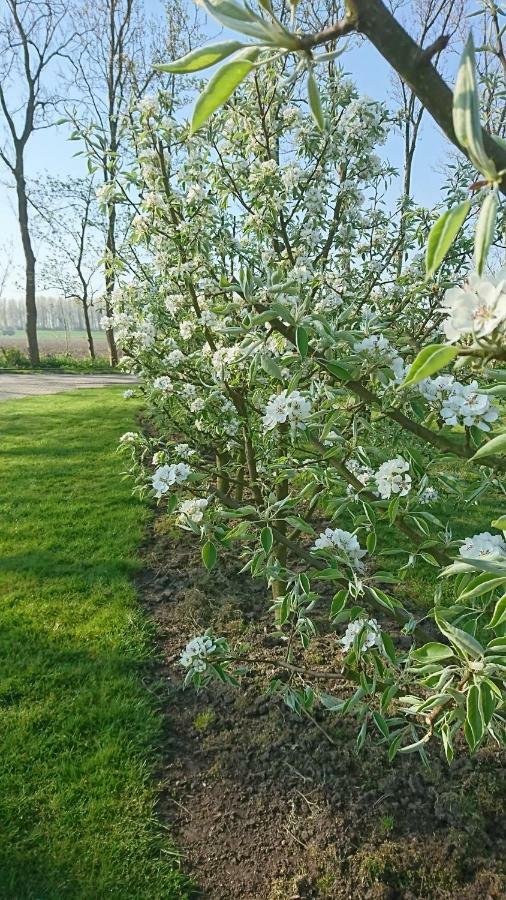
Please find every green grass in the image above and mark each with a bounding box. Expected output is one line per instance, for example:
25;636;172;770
0;389;190;899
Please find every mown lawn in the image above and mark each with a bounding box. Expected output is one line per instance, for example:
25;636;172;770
0;388;190;899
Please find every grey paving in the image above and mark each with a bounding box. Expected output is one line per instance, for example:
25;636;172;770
0;372;138;401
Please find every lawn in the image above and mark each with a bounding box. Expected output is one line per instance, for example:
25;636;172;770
0;388;190;899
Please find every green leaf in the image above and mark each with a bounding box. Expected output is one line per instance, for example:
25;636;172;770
261;354;283;380
155;41;247;73
380;632;397;665
471;431;506;460
458;573;506;601
491;515;506;530
453;33;496;178
307;71;324;131
197;0;283;42
330;589;347;619
202;540;217;570
435;613;484;659
466;684;484;748
425;201;471;276
372;711;390;739
190;49;260;135
411;642;455;663
402;344;459;388
479;681;496;728
260;526;273;554
324;360;353;381
366;531;377;554
295;325;309;359
489;593;506;629
475;189;499;275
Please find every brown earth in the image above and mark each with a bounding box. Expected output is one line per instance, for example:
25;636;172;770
140;523;506;900
0;330;109;358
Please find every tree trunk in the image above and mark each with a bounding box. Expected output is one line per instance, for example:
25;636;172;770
16;163;39;365
82;298;95;359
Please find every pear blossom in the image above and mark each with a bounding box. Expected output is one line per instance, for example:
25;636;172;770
459;531;506;560
419;486;439;505
153;376;174;393
340;618;380;652
177;497;208;525
137;95;160;118
119;431;139;444
441;270;506;342
179;635;216;674
165;349;185;367
375;457;411;500
179;320;195;340
440;381;498;431
313;527;367;570
152;463;191;497
263;390;312;432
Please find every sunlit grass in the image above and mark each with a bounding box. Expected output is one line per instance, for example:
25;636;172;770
0;388;190;899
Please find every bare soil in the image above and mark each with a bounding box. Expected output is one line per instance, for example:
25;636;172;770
141;523;506;900
0;330;108;358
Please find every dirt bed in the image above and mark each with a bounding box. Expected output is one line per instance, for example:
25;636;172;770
140;524;506;900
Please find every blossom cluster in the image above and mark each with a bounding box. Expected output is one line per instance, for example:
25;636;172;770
374;457;412;500
152;463;191;497
313;527;367;570
459;531;506;559
419;375;498;431
340;618;381;652
263;390;312;432
179;635;216;675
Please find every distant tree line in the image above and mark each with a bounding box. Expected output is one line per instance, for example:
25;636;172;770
0;295;103;333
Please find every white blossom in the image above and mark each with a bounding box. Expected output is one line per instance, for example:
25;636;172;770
340;618;380;652
441;270;506;342
153;376;174;393
137;95;160;118
175;443;196;459
119;431;139;444
179;635;216;674
152;463;191;497
313;527;367;570
165;349;185;367
179;320;195;340
440;381;498;431
459;531;506;560
375;457;411;500
419;374;455;402
419;486;439;505
263;390;312;431
123;389;135;399
177;497;208;525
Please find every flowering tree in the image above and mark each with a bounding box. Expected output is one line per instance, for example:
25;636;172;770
107;1;506;761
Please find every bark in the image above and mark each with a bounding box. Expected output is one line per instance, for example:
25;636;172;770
15;160;39;365
81;296;95;359
303;0;506;194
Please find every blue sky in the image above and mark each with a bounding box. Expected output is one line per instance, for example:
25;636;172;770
0;3;455;298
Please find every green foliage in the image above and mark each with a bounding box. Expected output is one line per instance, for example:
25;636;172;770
425;201;471;276
402;345;459;388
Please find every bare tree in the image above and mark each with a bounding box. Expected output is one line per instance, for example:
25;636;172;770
0;0;74;364
65;0;203;365
32;174;102;358
65;0;156;365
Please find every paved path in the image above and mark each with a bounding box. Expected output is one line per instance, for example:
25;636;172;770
0;372;138;401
